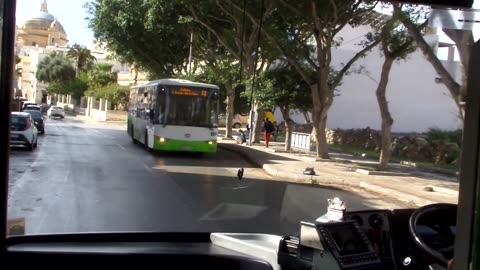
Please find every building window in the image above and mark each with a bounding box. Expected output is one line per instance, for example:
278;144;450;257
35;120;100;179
32;42;36;46
51;38;55;43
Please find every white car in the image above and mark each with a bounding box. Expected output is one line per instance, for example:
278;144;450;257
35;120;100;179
218;114;245;128
10;112;38;151
47;106;65;118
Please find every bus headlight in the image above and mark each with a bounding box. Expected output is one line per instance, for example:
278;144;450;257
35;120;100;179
208;141;215;145
159;137;166;143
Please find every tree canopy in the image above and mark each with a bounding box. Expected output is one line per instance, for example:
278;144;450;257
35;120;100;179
67;44;96;72
85;0;193;77
36;53;76;85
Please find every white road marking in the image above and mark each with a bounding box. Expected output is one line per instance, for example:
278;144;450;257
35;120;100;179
116;144;126;151
143;164;152;172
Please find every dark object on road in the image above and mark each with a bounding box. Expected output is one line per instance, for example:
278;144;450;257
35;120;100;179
303;167;316;175
237;168;244;180
23;110;45;134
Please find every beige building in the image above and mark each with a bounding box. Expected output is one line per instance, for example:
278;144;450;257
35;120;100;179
16;0;69;104
15;1;147;104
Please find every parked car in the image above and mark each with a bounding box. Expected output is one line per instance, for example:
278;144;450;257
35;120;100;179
218;114;244;128
21;101;36;110
47;106;65;118
23;105;42;112
23;110;45;134
10;112;38;151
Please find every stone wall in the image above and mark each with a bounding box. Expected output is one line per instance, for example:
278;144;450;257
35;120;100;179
323;128;460;165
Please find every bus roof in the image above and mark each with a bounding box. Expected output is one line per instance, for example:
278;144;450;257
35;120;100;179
132;78;220;90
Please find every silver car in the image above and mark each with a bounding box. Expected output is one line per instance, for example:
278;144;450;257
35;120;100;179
10;112;38;151
47;106;65;118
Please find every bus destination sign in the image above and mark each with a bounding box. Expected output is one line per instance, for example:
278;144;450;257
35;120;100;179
172;88;208;97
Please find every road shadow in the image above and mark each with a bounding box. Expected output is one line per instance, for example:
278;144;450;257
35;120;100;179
219;143;298;168
161;170;408;235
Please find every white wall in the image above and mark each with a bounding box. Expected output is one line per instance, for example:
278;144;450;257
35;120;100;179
326;40;462;133
273;24;463;133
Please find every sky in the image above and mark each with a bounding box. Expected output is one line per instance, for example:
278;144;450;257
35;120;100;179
16;0;94;47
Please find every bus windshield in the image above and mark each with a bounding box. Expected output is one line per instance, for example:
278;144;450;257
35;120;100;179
164;87;218;127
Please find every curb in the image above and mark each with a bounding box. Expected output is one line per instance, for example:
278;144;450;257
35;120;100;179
431;186;459;196
359;182;436;206
218;142;444;206
217;143;262;168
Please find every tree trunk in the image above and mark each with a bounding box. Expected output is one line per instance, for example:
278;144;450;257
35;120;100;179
395;5;463;116
376;55;395;170
281;108;294;151
316;111;329;158
310;84;330;159
303;111;311;123
225;83;235;138
252;105;263;143
443;29;473;117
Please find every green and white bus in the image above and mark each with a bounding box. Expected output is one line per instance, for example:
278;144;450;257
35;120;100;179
127;79;220;153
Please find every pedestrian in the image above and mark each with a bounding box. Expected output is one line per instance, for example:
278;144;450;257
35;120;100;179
235;129;247;144
263;118;275;148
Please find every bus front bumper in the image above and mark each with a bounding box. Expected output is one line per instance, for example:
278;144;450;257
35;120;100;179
153;136;217;153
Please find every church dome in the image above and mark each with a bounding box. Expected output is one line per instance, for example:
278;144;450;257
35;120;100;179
48;19;65;34
17;0;68;47
31;11;54;21
20;0;64;33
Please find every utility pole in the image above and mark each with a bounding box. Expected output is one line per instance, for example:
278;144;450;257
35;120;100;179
188;31;193;75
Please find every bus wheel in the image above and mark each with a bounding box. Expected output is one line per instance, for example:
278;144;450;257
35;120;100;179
130;125;137;144
145;131;152;152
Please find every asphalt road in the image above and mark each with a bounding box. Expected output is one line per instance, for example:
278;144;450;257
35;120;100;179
7;115;409;235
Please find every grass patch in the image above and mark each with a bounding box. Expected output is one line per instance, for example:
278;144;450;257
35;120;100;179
328;144;458;173
329;144;379;159
411;161;458;172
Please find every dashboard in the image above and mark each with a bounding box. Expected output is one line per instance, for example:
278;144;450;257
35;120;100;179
345;209;426;270
4;208;444;270
277;208;427;270
346;210;395;269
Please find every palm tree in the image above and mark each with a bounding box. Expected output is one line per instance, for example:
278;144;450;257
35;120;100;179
67;44;96;74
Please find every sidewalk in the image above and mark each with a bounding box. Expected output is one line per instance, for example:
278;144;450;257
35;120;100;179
218;139;459;206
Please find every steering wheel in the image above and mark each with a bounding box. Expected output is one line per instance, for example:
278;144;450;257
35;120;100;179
409;203;457;267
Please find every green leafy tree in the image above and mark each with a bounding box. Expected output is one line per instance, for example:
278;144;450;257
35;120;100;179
85;83;130;109
64;77;89;102
233;0;381;158
67;44;96;73
88;63;118;87
85;0;193;77
374;7;427;170
244;62;312;151
36;54;76;87
183;0;278;143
